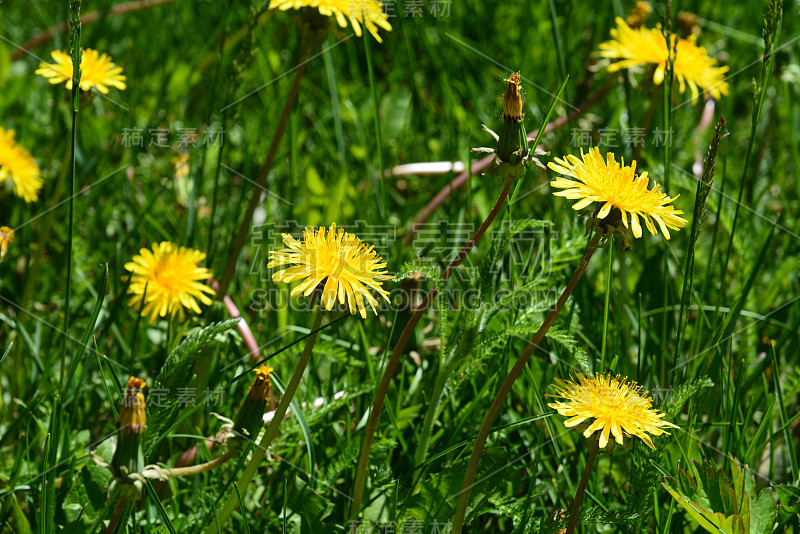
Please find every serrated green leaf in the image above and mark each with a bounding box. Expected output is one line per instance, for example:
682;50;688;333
663;457;778;534
145;319;239;455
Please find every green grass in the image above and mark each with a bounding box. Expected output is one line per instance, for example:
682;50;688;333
1;0;799;532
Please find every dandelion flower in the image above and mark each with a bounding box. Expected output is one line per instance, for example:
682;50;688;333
0;226;14;261
598;17;728;104
548;373;678;449
548;147;686;240
268;223;391;318
0;128;43;203
35;48;127;94
269;0;392;43
124;242;215;322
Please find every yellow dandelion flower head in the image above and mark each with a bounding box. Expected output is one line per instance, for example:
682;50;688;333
0;128;43;203
120;376;147;434
124;242;215;322
598;17;729;104
548;147;687;240
269;0;392;43
547;373;678;449
268;223;392;318
0;226;14;261
35;48;127;94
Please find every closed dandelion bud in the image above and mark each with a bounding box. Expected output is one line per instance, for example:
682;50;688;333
110;377;147;497
0;226;14;261
677;11;701;38
232;366;273;440
625;1;652;29
496;72;529;166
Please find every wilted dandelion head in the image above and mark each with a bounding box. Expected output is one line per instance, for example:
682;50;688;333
503;72;523;120
233;365;275;437
248;366;274;404
119;377;147;434
625;1;652;29
548;147;686;241
0;226;14;261
35;48;127;94
268;223;391;318
124;242;215;322
598;17;729;104
0;128;43;203
269;0;392;43
548;373;678;450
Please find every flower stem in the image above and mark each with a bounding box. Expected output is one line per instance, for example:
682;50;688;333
363;35;386;219
350;177;514;516
403;81;613;246
160;448;238;477
60;1;81;393
216;43;310;297
565;441;600;534
451;232;602;533
209;303;324;533
599;239;613;372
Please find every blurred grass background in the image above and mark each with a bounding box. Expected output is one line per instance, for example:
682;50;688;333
0;0;799;532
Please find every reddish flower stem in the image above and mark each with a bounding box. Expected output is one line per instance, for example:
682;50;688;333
350;177;514;515
403;82;613;246
13;0;177;60
451;232;602;533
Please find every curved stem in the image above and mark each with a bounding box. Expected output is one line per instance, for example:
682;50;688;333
565;441;600;534
160;448;237;477
216;43;311;297
403;82;613;246
350;177;514;515
12;0;178;60
209;304;324;533
452;232;602;533
599;240;613;372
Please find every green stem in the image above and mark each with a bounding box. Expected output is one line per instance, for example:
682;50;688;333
600;239;613;372
350;178;514;516
60;2;81;393
452;232;602;533
565;442;600;534
363;35;385;219
208;303;324;533
414;352;460;467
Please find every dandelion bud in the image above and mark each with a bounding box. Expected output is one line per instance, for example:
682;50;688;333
110;377;147;498
677;11;701;38
625;1;652;29
497;72;529;166
502;72;523;120
0;226;14;261
232;366;273;440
